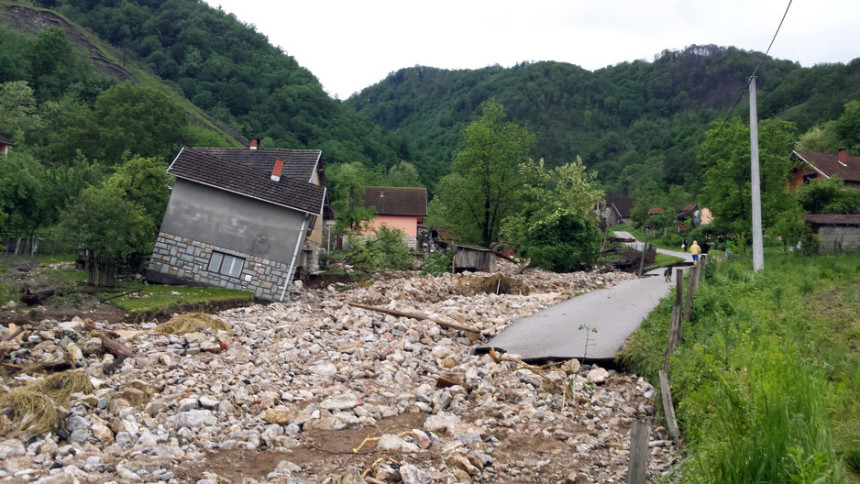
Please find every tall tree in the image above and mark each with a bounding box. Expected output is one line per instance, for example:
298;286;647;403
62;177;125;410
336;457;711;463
500;157;604;272
432;100;535;246
698;118;798;237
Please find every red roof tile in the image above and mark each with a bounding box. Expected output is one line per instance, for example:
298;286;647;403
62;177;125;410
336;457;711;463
804;214;860;226
168;148;326;215
362;186;427;217
795;151;860;183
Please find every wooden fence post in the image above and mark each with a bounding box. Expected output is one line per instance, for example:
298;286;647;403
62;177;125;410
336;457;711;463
659;370;682;449
627;419;650;484
682;263;698;323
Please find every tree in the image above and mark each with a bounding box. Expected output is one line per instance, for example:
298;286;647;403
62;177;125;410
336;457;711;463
56;183;156;271
500;156;603;260
432;100;535;246
92;82;188;163
833;99;860;154
0;81;41;142
327;162;377;235
0;152;48;236
384;161;422;187
101;156;172;225
797;177;860;214
698;118;798;238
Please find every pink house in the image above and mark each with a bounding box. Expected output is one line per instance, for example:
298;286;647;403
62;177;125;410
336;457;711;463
361;186;428;249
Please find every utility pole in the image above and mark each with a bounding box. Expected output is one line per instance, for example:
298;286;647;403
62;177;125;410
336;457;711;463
749;76;764;272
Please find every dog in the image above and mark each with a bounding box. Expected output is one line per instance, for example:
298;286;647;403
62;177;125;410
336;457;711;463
664;266;673;282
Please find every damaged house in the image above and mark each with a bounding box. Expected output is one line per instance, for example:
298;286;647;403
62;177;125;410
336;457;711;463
146;142;327;301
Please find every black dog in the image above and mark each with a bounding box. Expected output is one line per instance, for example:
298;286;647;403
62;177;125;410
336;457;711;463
664;266;673;282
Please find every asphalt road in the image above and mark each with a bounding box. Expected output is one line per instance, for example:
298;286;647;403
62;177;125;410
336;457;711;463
475;231;693;362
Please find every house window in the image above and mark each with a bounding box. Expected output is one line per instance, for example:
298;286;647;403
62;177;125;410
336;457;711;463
208;251;245;277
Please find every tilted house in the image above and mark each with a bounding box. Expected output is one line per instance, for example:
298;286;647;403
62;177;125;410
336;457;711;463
790;149;860;190
596;197;635;227
360;186;428;249
146;143;326;301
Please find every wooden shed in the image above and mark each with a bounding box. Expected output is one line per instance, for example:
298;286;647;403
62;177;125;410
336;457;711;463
432;240;496;272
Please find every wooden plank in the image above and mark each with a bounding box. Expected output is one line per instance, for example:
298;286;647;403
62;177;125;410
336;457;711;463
659;370;682;449
348;302;480;334
627;419;650;484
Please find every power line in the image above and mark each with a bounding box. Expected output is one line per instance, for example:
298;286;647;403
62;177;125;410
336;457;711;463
698;0;793;161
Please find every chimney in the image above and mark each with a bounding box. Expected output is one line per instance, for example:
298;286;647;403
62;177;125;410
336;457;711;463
838;148;847;166
379;189;385;198
271;159;284;182
249;138;259;150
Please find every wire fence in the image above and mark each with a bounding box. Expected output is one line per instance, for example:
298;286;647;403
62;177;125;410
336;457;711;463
1;234;65;256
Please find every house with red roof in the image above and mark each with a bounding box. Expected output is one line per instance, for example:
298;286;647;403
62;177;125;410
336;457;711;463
360;186;428;249
146;141;327;301
0;135;15;156
790;149;860;190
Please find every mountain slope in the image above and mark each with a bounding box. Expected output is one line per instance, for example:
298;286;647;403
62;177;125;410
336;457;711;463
349;46;860;194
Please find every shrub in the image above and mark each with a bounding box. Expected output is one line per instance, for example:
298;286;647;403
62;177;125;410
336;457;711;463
420;248;452;276
345;225;413;271
521;208;601;272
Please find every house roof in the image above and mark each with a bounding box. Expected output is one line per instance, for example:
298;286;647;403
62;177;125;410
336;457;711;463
192;148;322;183
168;148;326;215
604;197;635;218
648;207;664;215
0;134;15;146
793;151;860;183
362;186;427;217
804;214;860;226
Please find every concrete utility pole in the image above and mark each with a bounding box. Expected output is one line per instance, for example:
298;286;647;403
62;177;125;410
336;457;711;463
749;76;764;272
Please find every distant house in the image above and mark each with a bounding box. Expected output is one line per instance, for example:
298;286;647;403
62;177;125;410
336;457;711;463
790;149;860;190
804;214;860;252
146;142;327;301
647;207;664;216
597;197;635;227
0;135;15;156
361;186;428;249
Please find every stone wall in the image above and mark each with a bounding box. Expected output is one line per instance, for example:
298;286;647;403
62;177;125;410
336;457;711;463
147;233;291;301
818;226;860;252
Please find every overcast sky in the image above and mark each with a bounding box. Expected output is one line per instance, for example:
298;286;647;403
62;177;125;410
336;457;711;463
202;0;860;100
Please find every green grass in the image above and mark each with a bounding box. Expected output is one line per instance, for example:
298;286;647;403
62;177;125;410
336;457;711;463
646;252;684;270
619;253;860;483
101;284;253;313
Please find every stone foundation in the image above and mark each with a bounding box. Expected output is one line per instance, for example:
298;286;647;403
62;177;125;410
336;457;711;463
147;233;292;301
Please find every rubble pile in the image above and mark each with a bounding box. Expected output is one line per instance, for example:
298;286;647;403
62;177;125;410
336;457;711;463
0;267;680;483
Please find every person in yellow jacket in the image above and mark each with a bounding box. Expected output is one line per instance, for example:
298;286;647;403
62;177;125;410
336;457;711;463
689;240;702;263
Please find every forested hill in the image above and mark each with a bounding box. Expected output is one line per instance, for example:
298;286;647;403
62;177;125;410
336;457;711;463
349;47;860;194
3;0;401;167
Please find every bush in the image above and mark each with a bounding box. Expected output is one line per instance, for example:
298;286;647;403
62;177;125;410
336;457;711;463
420;248;452;276
521;208;601;272
345;225;414;271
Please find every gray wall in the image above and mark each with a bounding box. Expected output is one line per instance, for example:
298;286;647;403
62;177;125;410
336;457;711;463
161;180;308;263
817;226;860;252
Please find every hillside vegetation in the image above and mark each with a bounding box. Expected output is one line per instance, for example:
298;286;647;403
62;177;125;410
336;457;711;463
350;48;860;193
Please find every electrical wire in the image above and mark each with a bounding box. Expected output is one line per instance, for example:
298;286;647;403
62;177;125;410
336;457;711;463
697;0;793;161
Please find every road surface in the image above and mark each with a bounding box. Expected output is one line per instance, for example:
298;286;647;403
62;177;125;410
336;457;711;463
474;231;692;362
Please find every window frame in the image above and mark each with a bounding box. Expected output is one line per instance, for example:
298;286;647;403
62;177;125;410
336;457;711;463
207;251;245;278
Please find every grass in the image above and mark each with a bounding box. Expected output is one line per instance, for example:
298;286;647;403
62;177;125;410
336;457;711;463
619;252;860;483
646;252;685;270
101;284;253;314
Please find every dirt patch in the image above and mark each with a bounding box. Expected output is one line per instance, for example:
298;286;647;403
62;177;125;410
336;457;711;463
170;413;430;482
0;256;129;326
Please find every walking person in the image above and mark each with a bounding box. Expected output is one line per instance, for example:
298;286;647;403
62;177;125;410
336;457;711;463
689;240;702;264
